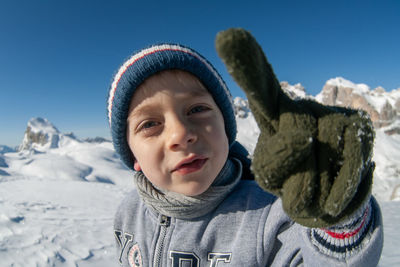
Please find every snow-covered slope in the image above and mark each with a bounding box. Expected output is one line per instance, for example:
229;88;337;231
1;118;134;266
373;130;400;201
5;118;133;187
0;177;128;266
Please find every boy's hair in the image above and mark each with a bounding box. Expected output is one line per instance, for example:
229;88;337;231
107;44;237;170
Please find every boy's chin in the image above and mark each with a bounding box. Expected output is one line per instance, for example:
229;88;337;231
171;183;212;197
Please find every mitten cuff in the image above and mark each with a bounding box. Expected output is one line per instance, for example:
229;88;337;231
309;197;374;260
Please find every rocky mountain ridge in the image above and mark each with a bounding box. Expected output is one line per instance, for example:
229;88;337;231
315;77;400;134
235;77;400;137
18;117;110;152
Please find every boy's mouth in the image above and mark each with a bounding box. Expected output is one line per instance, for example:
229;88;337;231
172;155;208;175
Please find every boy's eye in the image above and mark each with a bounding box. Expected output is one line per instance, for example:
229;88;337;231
139;121;160;131
188;105;210;115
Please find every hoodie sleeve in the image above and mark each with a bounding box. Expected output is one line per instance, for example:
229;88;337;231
264;196;383;266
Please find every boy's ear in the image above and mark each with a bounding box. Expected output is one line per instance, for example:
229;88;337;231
134;160;142;171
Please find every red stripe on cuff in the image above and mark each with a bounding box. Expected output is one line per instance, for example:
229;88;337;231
323;206;369;239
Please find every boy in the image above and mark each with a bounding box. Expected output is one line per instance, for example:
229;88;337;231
108;29;383;266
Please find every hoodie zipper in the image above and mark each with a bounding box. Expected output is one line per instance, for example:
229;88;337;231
153;215;171;267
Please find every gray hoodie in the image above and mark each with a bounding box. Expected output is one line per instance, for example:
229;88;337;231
114;180;383;267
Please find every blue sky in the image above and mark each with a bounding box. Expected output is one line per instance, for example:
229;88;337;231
1;0;399;147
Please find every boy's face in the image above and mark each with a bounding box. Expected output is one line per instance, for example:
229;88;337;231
126;70;229;196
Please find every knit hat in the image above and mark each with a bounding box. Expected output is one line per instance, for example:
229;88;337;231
107;43;237;170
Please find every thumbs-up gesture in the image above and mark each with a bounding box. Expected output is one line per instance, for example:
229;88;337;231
216;28;374;227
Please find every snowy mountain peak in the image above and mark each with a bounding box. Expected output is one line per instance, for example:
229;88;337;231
325;77;371;94
373;86;386;94
316;78;400;131
280;81;314;100
19;117;78;151
280;81;310;100
27;117;60;134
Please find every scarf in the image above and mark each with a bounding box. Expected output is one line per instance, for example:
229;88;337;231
133;157;242;219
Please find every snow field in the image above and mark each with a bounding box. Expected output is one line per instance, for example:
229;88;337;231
0;177;128;266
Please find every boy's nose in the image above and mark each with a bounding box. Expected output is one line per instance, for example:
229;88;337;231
166;117;198;151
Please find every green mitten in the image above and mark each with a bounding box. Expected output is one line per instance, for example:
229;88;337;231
216;28;375;228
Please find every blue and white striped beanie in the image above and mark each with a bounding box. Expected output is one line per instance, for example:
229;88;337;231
107;44;237;170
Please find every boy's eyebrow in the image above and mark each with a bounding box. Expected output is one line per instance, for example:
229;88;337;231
127;105;156;121
188;88;210;98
